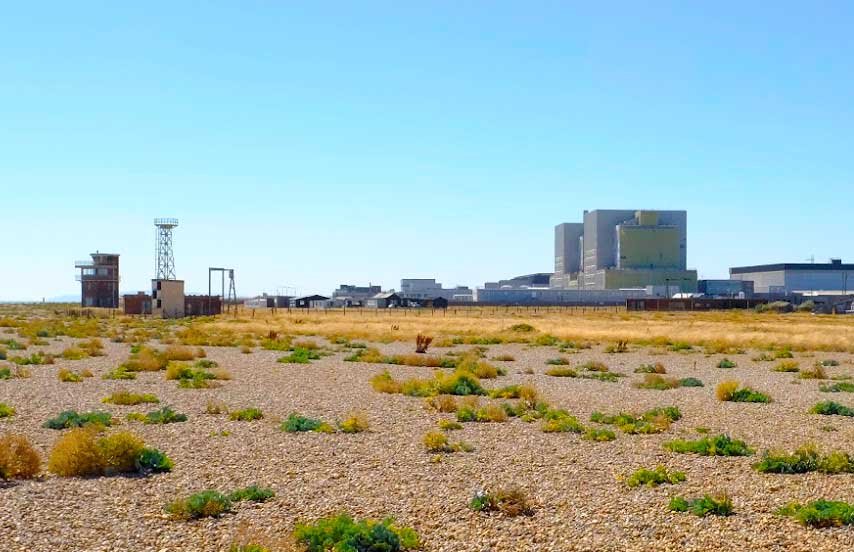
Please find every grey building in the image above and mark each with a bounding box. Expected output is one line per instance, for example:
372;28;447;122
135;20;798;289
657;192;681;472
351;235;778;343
400;279;473;301
332;284;382;306
474;287;648;305
550;209;697;292
366;292;402;308
697;279;754;298
483;273;553;289
730;259;854;294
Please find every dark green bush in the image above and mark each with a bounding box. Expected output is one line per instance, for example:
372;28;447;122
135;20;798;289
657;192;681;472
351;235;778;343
664;434;753;456
293;514;419;552
228;485;275;503
135;447;173;473
277;348;321;364
625;465;686;488
669;494;733;517
140;406;188;425
281;413;334;433
717;358;737;369
810;401;854;417
545;357;569;366
776;500;854;527
44;410;113;430
166;490;232;519
753;444;853;474
819;382;854;393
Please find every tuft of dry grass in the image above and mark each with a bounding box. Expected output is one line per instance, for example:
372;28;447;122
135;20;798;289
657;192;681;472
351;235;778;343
0;433;41;480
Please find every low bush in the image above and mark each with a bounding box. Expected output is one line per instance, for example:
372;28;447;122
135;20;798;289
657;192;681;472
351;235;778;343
102;366;137;380
456;403;508;423
438;419;463;431
717;358;737;369
44;410;112;430
635;374;701;390
545;367;577;377
48;427;171;477
278;347;321;364
422;431;471;453
591;406;681;434
810;401;854;417
9;352;54;365
166;490;232;520
293;514;419;552
469;486;534;516
582;428;616;441
230;408;264;422
773;360;800;373
635;363;666;374
715;380;772;403
820;359;840;367
625;465;686;488
541;409;584;433
491;354;515;362
228;485;275;503
819;382;854;393
162;345;198;362
281;413;334;433
57;368;83;383
800;364;828;380
0;433;41;480
61;347;88;360
509;323;536;333
0;403;15;418
604;340;629;353
103;389;160;405
753;444;854;474
206;399;228;414
664;434;753;456
424;395;458;413
130;406;188;425
338;412;369;433
776;500;854;527
545;357;569;366
669;494;733;517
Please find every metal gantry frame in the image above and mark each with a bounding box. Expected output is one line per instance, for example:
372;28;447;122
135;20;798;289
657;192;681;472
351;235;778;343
154;218;179;280
209;267;237;314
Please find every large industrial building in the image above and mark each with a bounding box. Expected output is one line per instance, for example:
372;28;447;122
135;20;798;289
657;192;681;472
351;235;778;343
75;252;120;308
730;259;853;294
551;209;697;292
400;279;473;301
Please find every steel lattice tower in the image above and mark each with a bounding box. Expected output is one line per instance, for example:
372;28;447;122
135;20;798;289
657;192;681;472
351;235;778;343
154;218;179;280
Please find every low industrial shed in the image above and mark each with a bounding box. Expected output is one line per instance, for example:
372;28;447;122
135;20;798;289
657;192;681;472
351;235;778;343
294;295;330;308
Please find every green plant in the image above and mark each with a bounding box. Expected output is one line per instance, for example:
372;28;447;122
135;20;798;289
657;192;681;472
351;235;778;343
820;359;840;367
138;406;188;425
338;412;369;433
634;374;680;390
545;357;569;366
456;403;508;423
715;380;771;403
44;410;113;430
281;413;334;433
423;431;450;452
469;486;534;516
669;494;733;517
664;434;753;456
228;485;275;503
773;360;800;373
438;419;463;431
47;427;170;477
776;500;854;527
230;408;264;422
545;367;577;377
166;490;232;519
679;377;704;387
102;366;137;380
753;444;854;474
625;465;686;488
0;433;41;480
717;358;737;369
293;514;419;552
57;368;83;382
278;347;321;364
635;363;666;374
0;366;9;380
810;401;854;417
541;409;584;433
800;364;828;380
582;428;616;441
135;447;173;473
591;406;681;434
0;403;15;418
102;389;160;405
819;382;854;393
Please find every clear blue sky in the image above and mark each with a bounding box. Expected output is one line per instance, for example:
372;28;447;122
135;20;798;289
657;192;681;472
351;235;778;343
2;2;852;300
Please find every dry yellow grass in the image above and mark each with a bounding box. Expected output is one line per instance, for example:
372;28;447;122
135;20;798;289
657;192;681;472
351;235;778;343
197;308;854;353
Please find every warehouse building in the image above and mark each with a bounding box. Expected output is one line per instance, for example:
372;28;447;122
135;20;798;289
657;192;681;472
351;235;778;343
399;279;473;301
550;209;697;293
730;259;854;294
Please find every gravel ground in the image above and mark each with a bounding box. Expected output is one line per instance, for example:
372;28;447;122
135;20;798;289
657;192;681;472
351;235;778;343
1;336;853;551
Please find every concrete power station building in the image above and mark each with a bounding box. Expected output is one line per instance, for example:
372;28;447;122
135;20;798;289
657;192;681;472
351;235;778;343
551;209;697;292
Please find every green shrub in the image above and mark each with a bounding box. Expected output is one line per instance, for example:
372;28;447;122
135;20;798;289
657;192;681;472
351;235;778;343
281;413;334;433
753;444;854;474
338;412;369;433
582;428;616;441
715;381;772;403
591;406;680;434
435;371;486;396
103;390;159;405
102;366;137;380
438;419;463;431
166;490;232;519
9;352;53;365
545;367;577;377
820;359;840;367
469;486;534;516
545;357;569;366
0;403;14;418
229;408;264;422
679;377;704;387
44;410;113;430
47;428;171;477
135;447;173;473
635;374;698;390
626;465;686;488
776;500;854;527
819;382;854;393
635;363;666;374
456;403;508;423
228;485;275;503
0;366;9;380
669;494;733;517
664;434;753;456
541;409;584;433
810;401;854;417
533;334;560;346
278;347;321;364
137;406;188;425
509;323;536;333
773;360;800;373
293;514;419;552
717;358;737;369
799;364;828;380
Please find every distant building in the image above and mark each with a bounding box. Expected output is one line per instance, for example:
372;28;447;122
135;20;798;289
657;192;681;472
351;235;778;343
75;252;120;308
245;294;292;309
366;292;402;308
697;279;754;298
185;295;222;316
400;279;473;301
730;259;854;294
473;287;648;305
294;295;329;308
483;273;553;289
550;210;697;292
123;292;151;315
152;279;185;318
331;284;382;306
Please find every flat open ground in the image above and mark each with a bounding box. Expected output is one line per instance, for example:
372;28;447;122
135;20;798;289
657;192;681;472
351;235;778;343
1;307;853;551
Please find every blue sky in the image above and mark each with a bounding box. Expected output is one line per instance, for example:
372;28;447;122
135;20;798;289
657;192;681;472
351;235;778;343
2;2;852;300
